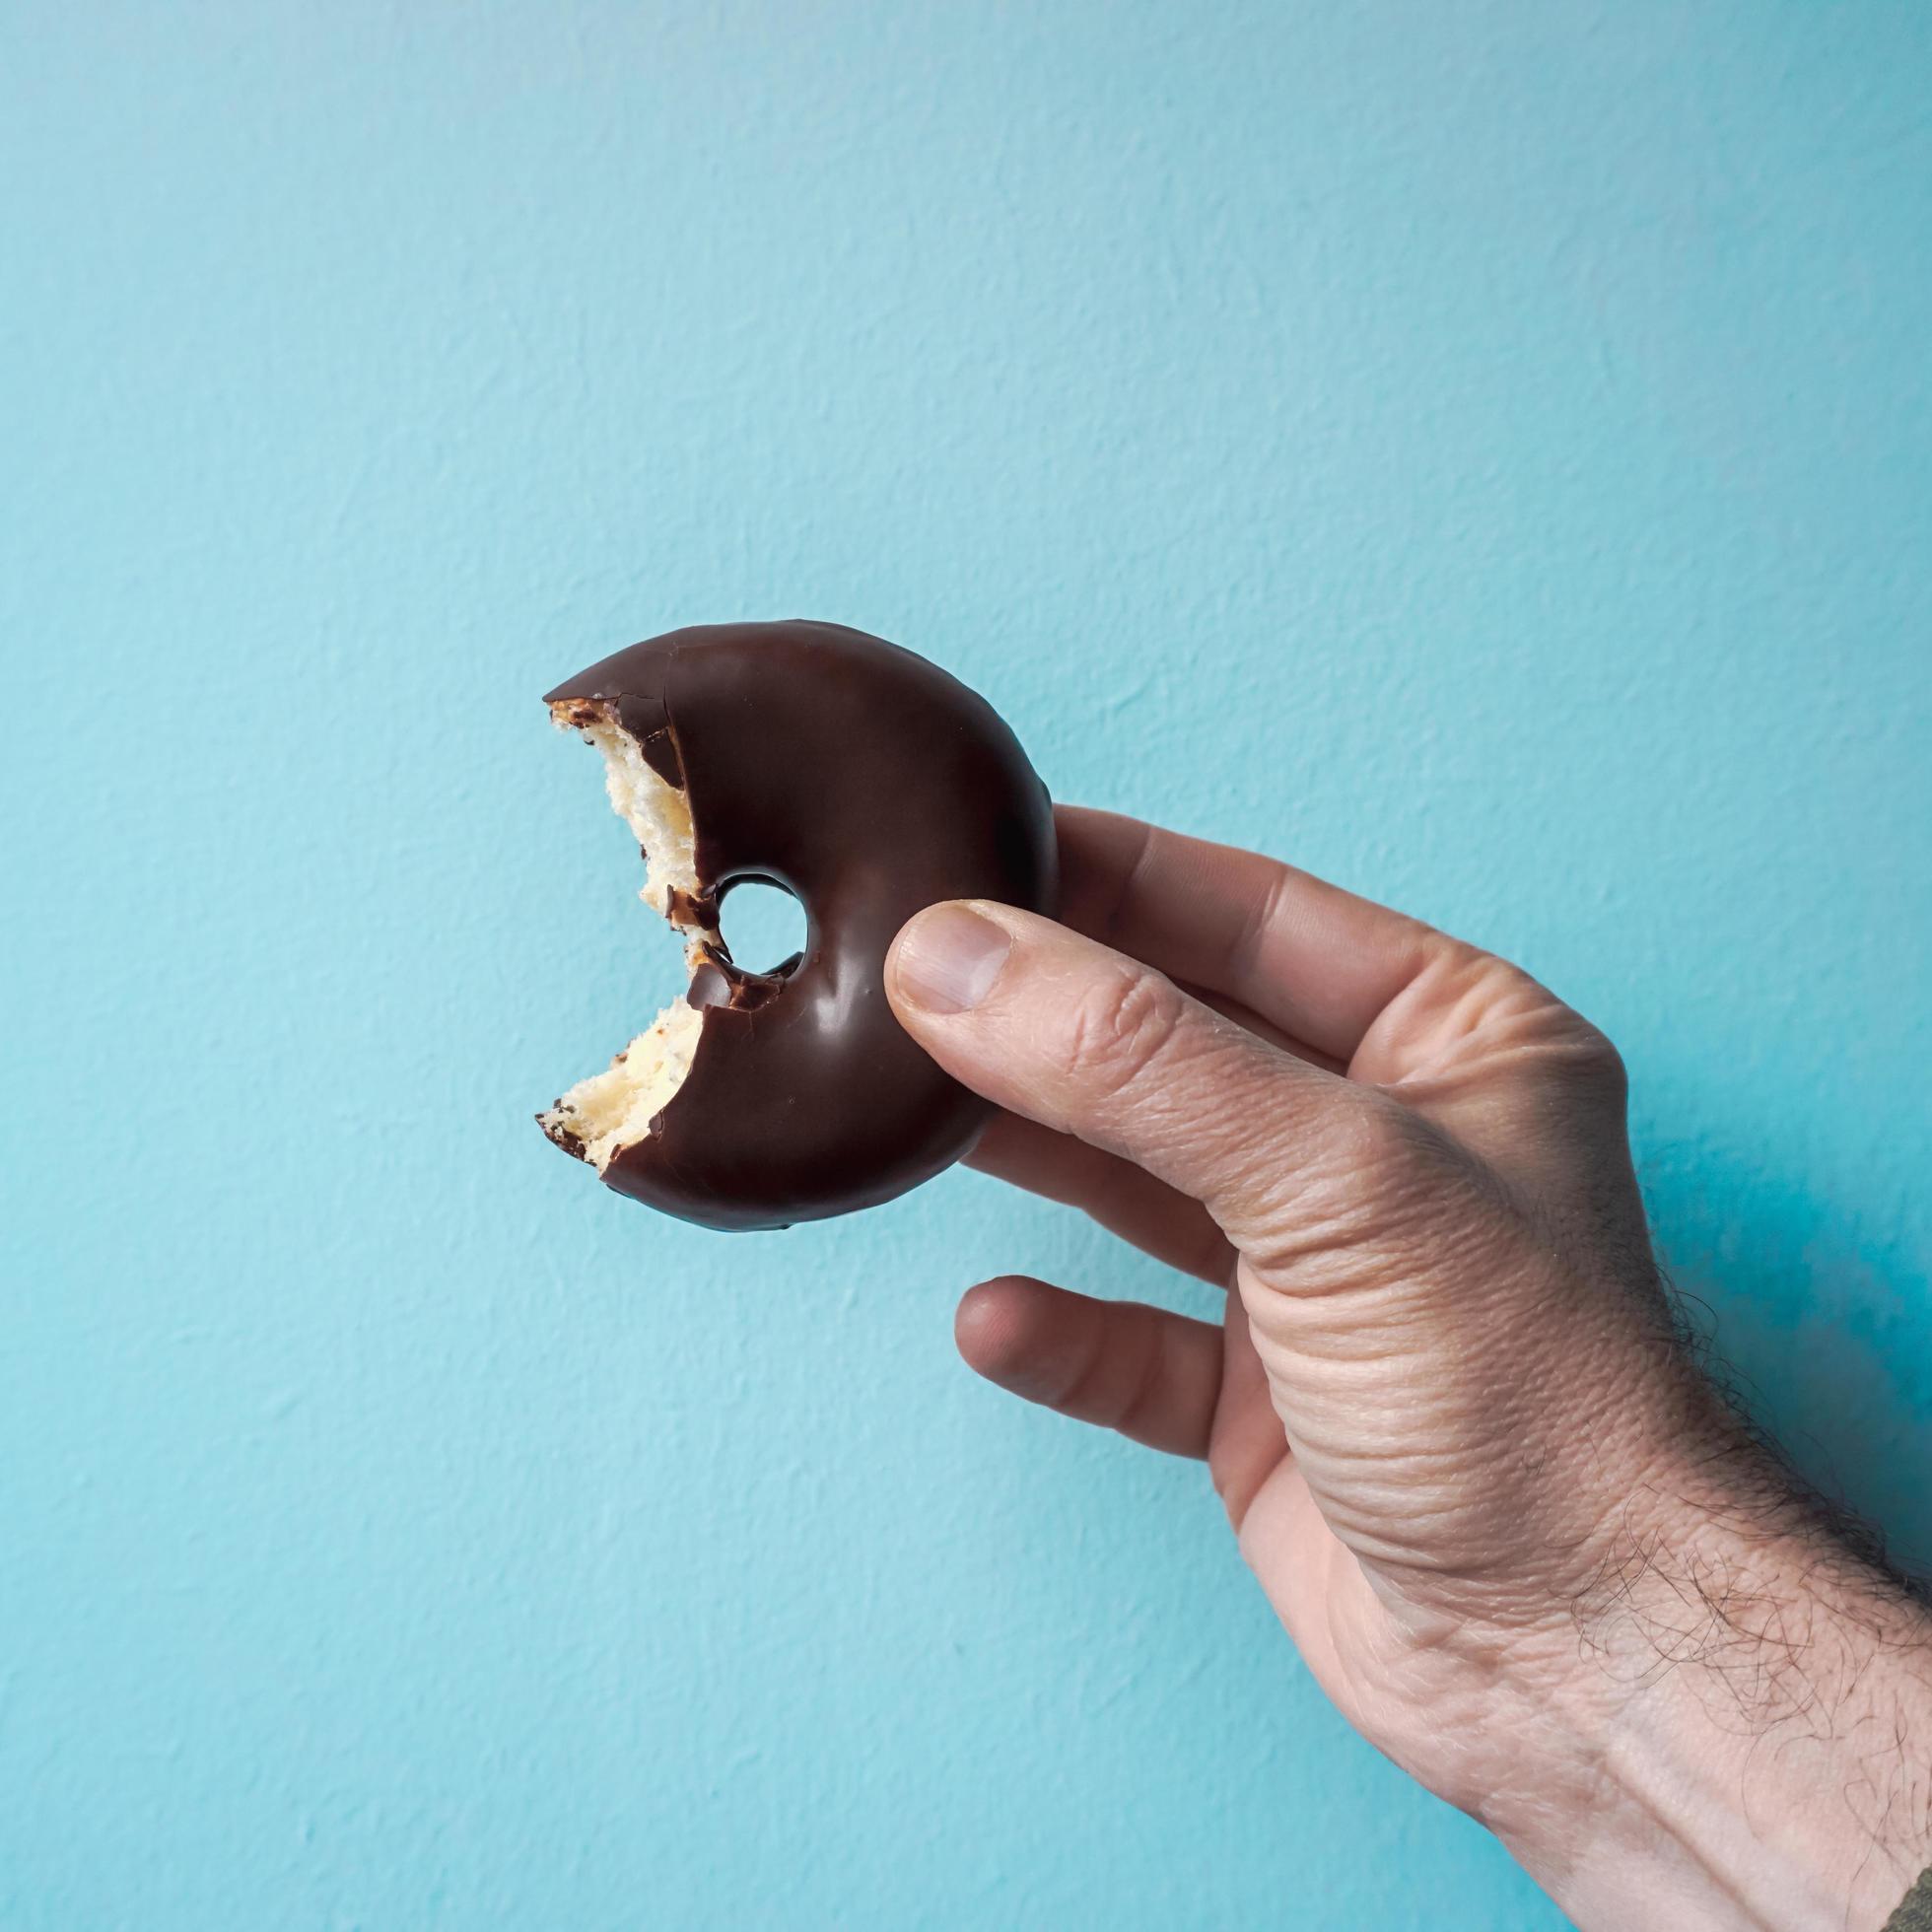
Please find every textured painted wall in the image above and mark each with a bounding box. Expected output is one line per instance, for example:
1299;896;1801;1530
4;3;1929;1926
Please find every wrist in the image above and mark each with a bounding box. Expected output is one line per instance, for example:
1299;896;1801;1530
1490;1435;1932;1930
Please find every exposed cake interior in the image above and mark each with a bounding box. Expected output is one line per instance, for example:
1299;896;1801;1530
540;997;706;1172
539;702;714;1173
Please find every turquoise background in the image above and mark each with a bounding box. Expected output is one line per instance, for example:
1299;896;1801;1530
4;3;1929;1926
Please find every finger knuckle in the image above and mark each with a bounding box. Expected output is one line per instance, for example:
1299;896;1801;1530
1064;966;1187;1092
1563;1021;1628;1097
1104;1309;1171;1437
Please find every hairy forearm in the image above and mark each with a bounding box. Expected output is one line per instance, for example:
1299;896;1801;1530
1499;1440;1932;1931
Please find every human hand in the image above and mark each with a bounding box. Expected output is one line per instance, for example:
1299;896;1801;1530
886;807;1932;1932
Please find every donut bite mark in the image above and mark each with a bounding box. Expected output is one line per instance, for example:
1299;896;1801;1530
536;621;1058;1231
536;696;718;1171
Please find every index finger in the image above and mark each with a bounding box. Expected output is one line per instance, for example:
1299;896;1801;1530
1054;805;1444;1069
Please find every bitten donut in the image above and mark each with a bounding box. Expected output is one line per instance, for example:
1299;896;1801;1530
537;620;1057;1230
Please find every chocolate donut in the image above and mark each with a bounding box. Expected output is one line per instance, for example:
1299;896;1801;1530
537;620;1057;1230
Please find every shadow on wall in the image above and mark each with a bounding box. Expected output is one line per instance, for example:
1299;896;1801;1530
1647;1160;1932;1580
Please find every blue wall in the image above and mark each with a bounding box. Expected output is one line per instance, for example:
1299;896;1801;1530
4;4;1928;1925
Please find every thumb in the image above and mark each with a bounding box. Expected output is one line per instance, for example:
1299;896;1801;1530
885;900;1346;1240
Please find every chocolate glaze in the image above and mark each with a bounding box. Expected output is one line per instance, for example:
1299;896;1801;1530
541;620;1057;1230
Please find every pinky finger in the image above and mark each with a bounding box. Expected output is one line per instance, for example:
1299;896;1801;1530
955;1276;1222;1459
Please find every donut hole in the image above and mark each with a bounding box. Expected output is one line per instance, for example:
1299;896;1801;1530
718;878;806;976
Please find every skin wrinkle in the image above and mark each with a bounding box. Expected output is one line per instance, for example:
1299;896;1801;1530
1058;961;1193;1097
1105;1311;1189;1444
1058;1301;1157;1419
1223;857;1293;999
1047;1010;1310;1230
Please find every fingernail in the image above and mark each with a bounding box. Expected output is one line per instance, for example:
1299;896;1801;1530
894;904;1012;1014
